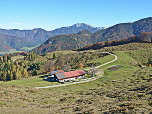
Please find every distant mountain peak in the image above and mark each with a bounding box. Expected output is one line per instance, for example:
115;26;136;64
74;23;83;27
71;23;106;30
97;27;106;29
71;23;96;28
33;28;42;30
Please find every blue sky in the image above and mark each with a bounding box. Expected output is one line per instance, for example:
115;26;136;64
0;0;151;31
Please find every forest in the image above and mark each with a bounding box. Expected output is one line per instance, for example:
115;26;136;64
0;52;44;81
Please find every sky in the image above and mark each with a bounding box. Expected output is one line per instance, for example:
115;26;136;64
0;0;152;31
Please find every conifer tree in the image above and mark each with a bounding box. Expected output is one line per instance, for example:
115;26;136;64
12;70;17;80
0;72;2;80
10;62;15;71
32;68;37;76
17;67;22;79
29;54;32;61
53;53;56;59
3;55;6;63
10;71;13;81
7;54;11;60
0;57;3;62
6;70;11;81
44;51;47;56
23;68;28;78
3;71;7;81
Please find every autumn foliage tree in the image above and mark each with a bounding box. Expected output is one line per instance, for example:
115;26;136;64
79;63;84;69
138;32;149;41
146;57;152;67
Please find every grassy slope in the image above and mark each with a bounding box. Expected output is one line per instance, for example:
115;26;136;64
0;43;152;113
125;49;152;64
0;75;61;87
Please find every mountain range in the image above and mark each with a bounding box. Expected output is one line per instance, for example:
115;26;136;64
0;23;103;46
1;17;152;53
31;17;152;54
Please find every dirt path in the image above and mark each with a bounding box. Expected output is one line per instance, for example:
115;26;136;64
35;52;117;89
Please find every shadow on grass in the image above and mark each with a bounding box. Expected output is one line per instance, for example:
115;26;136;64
39;74;50;78
44;77;59;82
39;75;59;82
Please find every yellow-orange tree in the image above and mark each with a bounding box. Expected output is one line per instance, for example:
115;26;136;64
79;63;84;69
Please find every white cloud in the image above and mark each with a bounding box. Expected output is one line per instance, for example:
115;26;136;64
13;22;21;25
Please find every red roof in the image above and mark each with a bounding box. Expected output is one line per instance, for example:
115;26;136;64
63;70;85;78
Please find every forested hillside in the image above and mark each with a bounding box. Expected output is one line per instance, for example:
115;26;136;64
31;17;152;54
31;30;92;54
0;33;36;52
79;32;152;51
91;17;152;43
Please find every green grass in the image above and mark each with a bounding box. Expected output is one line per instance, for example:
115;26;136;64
90;54;115;64
0;75;61;87
125;49;152;64
83;54;115;70
20;45;40;51
99;51;137;69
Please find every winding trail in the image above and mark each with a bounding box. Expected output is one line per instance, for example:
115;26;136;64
35;52;118;89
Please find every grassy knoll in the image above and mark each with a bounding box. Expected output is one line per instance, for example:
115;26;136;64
0;45;152;113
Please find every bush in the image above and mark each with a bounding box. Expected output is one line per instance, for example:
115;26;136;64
32;69;37;76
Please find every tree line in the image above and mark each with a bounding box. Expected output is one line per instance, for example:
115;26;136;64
0;51;44;81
